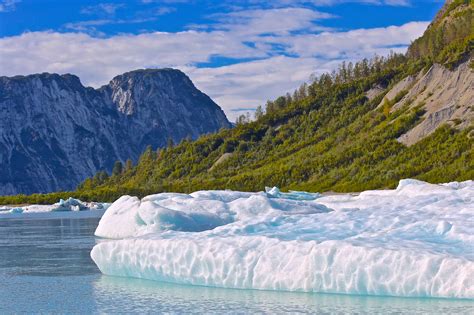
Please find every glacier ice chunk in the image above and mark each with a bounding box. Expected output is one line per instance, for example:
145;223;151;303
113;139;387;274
9;207;23;214
91;179;474;298
95;190;330;238
52;197;88;211
0;198;110;219
95;195;142;239
266;186;321;200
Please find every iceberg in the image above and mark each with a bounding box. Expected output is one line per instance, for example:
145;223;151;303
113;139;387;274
91;180;474;299
9;207;23;214
50;197;110;212
52;197;88;211
0;198;111;219
94;191;330;239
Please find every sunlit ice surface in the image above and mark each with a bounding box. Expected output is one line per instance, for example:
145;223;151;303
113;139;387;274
92;179;474;299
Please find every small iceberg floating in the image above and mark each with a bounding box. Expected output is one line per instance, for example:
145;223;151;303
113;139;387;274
0;198;111;219
91;179;474;299
52;197;89;212
9;207;24;214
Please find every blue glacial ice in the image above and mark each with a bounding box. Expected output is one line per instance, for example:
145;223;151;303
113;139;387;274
91;179;474;299
9;207;24;214
265;186;321;200
52;197;89;211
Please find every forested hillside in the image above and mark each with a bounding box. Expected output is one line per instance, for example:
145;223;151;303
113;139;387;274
408;0;473;68
1;0;472;204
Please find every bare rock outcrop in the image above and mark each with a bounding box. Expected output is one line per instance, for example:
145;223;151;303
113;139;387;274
380;61;473;146
0;69;231;195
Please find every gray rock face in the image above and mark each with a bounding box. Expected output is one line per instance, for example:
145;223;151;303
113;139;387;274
378;60;473;146
0;69;231;195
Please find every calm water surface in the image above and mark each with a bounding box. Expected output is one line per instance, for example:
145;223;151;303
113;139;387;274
0;217;473;314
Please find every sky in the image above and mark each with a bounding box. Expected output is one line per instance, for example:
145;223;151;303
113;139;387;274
0;0;444;121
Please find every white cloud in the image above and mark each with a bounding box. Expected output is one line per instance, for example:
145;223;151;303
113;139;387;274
80;3;125;16
188;56;341;117
207;8;334;35
68;5;174;35
381;0;411;6
0;0;20;12
269;21;429;58
0;30;263;87
63;17;162;36
0;4;429;121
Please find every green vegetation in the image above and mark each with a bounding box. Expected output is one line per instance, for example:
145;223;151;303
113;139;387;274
0;1;472;205
407;0;473;68
1;54;472;205
112;161;123;177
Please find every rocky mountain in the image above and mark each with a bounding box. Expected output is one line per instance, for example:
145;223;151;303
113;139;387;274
0;69;230;195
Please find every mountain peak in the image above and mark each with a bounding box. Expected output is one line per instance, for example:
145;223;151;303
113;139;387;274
105;67;224;121
0;69;230;195
110;68;188;81
433;0;470;24
1;72;82;85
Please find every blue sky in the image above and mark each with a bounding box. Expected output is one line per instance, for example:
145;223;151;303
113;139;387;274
0;0;444;120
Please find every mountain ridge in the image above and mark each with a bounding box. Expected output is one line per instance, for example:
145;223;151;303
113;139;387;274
0;68;231;195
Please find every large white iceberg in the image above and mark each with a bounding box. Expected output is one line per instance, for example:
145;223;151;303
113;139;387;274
91;179;474;299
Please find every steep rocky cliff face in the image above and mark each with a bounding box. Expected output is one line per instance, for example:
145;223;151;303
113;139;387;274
0;69;230;195
379;60;473;146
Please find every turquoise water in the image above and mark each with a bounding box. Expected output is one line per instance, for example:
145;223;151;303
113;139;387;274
0;217;473;314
